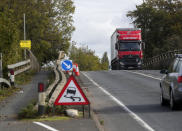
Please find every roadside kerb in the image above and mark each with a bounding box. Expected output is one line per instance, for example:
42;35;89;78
76;73;105;131
48;66;66;105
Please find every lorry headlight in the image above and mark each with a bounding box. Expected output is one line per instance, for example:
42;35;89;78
120;62;124;65
136;58;140;62
138;61;142;65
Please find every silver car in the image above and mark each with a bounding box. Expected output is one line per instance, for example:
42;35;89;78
160;54;182;110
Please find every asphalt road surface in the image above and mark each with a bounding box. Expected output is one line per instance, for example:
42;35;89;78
0;71;51;131
0;70;98;131
79;70;182;131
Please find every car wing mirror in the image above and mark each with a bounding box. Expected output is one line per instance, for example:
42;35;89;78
160;69;168;74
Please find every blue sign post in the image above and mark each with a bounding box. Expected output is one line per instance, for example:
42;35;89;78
61;60;73;71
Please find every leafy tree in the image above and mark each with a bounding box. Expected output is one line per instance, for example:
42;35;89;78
0;0;75;71
101;52;109;70
127;0;182;58
69;43;102;71
0;7;22;71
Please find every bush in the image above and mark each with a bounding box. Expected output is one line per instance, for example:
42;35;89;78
18;101;68;119
55;106;67;115
18;103;37;119
45;105;67;115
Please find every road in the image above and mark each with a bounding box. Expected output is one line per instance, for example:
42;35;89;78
0;70;98;131
0;71;51;130
79;70;182;131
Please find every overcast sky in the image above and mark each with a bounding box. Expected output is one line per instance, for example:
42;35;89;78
72;0;143;60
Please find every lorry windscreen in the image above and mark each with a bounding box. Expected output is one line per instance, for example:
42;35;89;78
119;42;140;51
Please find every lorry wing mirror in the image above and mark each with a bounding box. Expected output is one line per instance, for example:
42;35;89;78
115;44;118;50
142;42;145;50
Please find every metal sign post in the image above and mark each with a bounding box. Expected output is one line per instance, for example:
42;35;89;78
24;13;26;60
0;53;2;78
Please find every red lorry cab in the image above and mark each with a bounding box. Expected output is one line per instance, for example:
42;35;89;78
111;28;144;70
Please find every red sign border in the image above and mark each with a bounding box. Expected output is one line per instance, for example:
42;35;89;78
54;75;90;106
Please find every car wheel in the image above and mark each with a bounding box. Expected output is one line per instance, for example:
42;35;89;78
170;90;177;110
160;89;168;106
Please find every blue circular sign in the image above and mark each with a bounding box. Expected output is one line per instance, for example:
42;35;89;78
61;60;73;71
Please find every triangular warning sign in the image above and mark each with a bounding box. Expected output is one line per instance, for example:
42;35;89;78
54;75;90;105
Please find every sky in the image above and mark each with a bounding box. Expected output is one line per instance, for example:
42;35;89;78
72;0;143;60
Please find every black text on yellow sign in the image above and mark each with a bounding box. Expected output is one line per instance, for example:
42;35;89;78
20;40;31;49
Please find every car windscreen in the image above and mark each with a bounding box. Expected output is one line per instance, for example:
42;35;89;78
119;42;140;51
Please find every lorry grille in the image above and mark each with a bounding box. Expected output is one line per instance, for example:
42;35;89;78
122;55;139;63
125;58;137;63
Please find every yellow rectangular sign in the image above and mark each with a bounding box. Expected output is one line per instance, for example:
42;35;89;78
20;40;31;49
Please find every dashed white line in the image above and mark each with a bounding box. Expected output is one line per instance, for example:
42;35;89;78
33;122;59;131
124;70;162;80
83;72;155;131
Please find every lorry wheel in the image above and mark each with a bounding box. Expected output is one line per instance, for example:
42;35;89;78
138;67;142;70
111;64;115;70
116;62;120;70
111;65;115;70
124;67;128;70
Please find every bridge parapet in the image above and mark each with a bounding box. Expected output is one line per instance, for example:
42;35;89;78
0;50;40;87
143;50;182;69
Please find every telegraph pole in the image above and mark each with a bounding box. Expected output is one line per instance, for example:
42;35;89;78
0;53;2;78
24;13;26;60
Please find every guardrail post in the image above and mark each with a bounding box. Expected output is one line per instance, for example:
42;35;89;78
38;83;45;115
10;69;15;86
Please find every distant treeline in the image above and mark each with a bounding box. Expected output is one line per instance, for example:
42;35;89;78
69;43;109;71
0;0;75;70
0;0;109;72
127;0;182;58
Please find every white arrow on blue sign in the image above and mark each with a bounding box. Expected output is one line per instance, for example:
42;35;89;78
61;60;73;71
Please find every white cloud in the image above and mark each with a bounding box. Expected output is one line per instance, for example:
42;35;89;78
72;0;143;60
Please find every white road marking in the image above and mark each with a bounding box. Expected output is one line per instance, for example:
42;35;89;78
33;122;59;131
124;70;161;80
83;72;155;131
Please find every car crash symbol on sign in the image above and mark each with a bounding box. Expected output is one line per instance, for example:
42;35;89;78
64;86;81;102
54;75;90;105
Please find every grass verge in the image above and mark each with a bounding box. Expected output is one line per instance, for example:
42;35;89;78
21;116;70;122
0;87;20;102
15;70;36;85
18;100;38;119
18;102;83;121
18;102;68;119
0;69;36;102
99;120;104;125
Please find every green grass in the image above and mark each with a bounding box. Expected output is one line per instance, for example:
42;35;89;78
0;87;20;102
0;69;36;103
15;70;36;85
18;101;38;119
21;116;70;122
99;120;104;125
